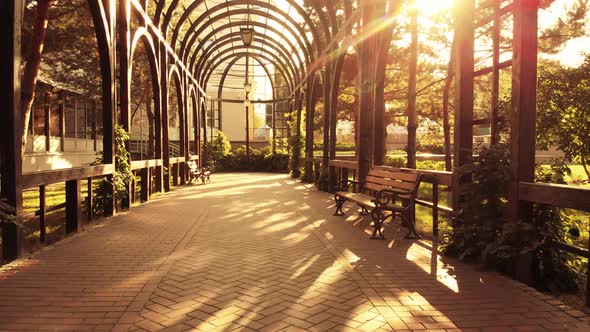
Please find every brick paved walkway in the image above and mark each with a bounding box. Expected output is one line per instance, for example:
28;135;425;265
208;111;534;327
1;173;589;332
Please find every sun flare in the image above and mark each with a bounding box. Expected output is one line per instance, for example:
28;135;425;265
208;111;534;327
412;0;453;15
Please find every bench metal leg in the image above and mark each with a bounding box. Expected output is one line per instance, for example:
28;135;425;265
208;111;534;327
360;206;369;215
369;208;385;240
333;196;345;216
403;210;421;239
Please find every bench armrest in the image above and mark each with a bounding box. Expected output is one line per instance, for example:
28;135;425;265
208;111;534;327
371;188;412;207
337;179;365;192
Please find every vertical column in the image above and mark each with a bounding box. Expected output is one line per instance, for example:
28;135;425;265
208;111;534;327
59;92;65;151
44;93;51;151
491;0;501;144
452;0;475;211
0;0;24;262
39;185;46;242
407;10;418;169
373;0;393;167
119;0;131;209
87;177;93;221
357;0;377;182
161;50;170;191
140;167;149;202
304;80;314;180
508;0;539;221
65;179;82;234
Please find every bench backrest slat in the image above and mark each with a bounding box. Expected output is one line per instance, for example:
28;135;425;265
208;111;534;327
365;176;416;191
368;170;419;182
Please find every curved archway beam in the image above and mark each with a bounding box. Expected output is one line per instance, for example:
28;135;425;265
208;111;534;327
203;53;294;98
188;20;311;78
199;46;296;91
129;1;206;95
203;52;293;96
160;0;330;49
198;45;297;90
178;8;316;68
200;49;295;94
194;31;305;82
217;55;277;104
196;35;303;85
171;0;322;60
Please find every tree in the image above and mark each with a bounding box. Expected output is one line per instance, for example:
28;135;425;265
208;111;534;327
537;57;590;182
21;0;53;154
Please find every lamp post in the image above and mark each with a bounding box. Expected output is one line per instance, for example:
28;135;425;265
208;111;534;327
244;93;251;159
242;2;254;159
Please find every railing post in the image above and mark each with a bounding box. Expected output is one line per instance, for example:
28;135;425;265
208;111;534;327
172;162;179;186
87;177;93;221
432;182;439;239
65;179;82;234
39;185;46;242
140;168;149;202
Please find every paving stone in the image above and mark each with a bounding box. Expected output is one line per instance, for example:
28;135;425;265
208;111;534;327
0;173;588;332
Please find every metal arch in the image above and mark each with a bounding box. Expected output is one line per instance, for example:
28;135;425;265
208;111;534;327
170;0;322;58
198;45;296;90
187;20;311;79
202;52;294;96
216;55;277;131
177;9;315;67
194;32;305;84
168;67;185;156
200;49;295;94
129;28;161;82
168;64;184;93
217;55;277;103
160;0;330;49
195;35;302;86
202;52;293;96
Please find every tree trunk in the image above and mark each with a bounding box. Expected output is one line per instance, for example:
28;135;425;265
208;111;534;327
581;156;590;183
21;0;53;155
443;36;456;172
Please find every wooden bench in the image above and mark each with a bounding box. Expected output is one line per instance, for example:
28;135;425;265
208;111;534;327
188;161;212;185
333;169;423;239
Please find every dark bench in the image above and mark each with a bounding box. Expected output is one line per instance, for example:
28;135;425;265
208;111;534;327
188;161;212;185
333;169;423;239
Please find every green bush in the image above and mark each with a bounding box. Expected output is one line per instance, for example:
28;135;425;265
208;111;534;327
215;151;289;173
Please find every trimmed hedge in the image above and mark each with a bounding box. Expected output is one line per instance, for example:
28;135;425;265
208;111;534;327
215;153;289;173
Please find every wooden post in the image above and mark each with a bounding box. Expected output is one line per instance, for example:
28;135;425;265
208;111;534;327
44;93;51;151
161;46;171;191
140;168;149;202
87;177;93;221
491;0;501;144
65;179;82;234
373;13;393;166
452;0;475;211
172;162;179;186
407;10;418;169
0;0;24;262
39;185;46;242
358;0;377;182
59;92;65;151
508;0;539;222
119;0;131;210
432;182;439;239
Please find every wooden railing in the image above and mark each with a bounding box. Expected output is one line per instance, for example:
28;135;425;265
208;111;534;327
19;155;197;247
518;181;590;305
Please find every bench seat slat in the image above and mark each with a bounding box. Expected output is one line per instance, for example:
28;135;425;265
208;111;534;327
335;192;374;207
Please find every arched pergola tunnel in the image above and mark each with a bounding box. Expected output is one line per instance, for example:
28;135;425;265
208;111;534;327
2;0;589;277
